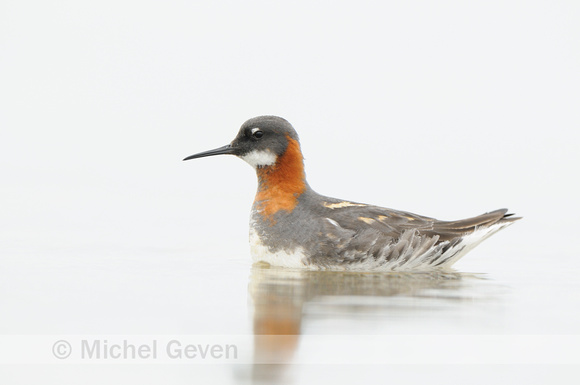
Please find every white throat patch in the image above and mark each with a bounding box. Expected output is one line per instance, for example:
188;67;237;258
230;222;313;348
240;150;277;168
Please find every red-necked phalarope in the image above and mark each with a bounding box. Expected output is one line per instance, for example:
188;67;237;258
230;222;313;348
184;116;520;271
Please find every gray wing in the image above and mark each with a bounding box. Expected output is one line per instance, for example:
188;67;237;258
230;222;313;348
320;200;518;241
307;197;519;269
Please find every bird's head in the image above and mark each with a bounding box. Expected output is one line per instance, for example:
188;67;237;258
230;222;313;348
183;116;302;169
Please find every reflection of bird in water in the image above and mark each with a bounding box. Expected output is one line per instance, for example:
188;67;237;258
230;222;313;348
184;116;520;271
246;263;500;383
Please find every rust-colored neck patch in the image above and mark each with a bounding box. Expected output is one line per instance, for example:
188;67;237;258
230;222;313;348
255;136;306;222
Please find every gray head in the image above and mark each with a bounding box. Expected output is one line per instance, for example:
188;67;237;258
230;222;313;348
183;116;302;169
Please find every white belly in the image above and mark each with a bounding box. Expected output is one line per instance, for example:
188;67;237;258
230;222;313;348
249;228;308;268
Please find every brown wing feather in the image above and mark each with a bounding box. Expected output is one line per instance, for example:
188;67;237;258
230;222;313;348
322;201;520;243
423;209;520;242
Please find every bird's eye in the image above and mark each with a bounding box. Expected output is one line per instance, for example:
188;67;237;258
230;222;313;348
251;128;264;139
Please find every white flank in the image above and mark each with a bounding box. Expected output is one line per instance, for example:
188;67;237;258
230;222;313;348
433;221;514;269
343;221;515;272
249;229;307;268
240;150;277;168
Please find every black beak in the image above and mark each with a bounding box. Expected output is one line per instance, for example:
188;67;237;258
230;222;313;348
183;144;236;161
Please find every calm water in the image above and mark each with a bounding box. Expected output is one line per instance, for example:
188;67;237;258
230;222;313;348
1;237;579;384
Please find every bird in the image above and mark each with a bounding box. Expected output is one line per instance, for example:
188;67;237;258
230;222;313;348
183;116;519;271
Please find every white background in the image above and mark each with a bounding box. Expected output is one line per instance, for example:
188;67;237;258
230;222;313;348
1;0;579;256
1;1;579;384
